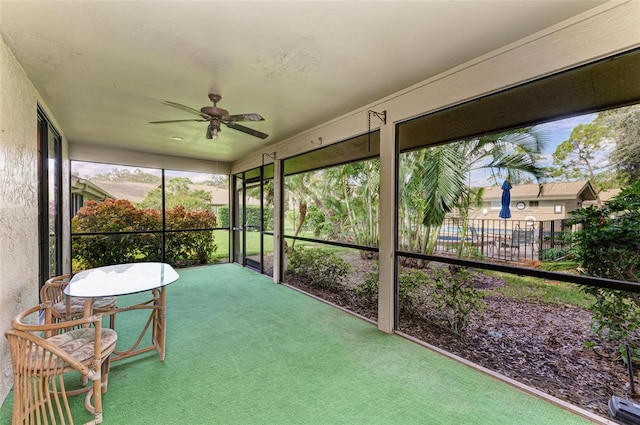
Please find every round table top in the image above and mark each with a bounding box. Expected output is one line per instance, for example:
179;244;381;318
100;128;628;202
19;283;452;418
65;262;179;298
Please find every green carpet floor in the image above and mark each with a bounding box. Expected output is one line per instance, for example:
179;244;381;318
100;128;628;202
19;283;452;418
1;263;596;424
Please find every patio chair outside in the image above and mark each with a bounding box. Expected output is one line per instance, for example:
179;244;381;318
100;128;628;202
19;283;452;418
507;226;538;260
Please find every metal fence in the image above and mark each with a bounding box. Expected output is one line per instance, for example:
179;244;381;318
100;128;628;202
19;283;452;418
435;218;570;263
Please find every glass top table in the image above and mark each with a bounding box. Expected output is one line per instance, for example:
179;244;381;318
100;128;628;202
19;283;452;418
67;262;179;298
65;262;180;361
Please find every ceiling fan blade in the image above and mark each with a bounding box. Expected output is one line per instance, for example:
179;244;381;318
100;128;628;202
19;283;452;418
225;113;265;122
163;100;211;120
225;122;269;139
149;119;208;124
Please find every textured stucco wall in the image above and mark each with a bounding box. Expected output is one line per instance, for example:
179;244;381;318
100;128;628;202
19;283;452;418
0;35;40;405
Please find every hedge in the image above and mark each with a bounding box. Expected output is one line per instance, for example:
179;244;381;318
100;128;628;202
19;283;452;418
72;199;218;269
216;205;273;231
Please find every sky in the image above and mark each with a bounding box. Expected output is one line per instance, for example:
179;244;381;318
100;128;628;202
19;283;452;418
469;113;597;186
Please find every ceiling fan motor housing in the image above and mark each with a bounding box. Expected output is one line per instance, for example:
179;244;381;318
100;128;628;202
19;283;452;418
200;106;229;118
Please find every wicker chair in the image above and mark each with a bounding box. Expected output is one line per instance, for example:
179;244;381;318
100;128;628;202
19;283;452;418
40;274;118;329
5;303;118;425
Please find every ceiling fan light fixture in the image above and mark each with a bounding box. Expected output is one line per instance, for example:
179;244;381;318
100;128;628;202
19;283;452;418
152;93;269;140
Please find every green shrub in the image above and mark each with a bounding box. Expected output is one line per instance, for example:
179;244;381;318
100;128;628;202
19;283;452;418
246;206;274;231
72;199;162;268
287;247;349;288
165;205;218;267
217;206;229;228
355;267;430;311
217;205;273;231
72;199;218;269
567;181;640;349
538;259;579;272
539;246;570;262
430;265;485;335
356;265;483;334
354;272;378;302
303;205;332;238
540;231;574;261
399;269;431;308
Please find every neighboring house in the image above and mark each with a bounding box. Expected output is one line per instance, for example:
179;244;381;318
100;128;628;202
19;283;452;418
70;174;115;216
82;179;161;205
583;188;622;207
71;178;259;216
468;180;597;222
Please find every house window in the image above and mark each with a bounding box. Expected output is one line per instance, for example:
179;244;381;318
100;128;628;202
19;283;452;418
554;204;563;214
529;201;539;208
490;201;501;209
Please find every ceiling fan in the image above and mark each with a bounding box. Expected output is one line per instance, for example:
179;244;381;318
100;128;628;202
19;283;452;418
149;93;268;140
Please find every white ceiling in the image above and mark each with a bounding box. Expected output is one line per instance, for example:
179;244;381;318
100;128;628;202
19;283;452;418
1;1;608;163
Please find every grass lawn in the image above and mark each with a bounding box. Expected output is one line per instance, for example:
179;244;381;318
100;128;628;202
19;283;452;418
211;225;351;262
485;271;595;309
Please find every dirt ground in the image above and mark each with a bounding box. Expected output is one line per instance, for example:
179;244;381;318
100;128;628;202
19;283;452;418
280;253;636;418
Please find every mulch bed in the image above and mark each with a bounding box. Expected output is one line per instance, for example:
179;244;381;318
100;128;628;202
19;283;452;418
283;267;637;418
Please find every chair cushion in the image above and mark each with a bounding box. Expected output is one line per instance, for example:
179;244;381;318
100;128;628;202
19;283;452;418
52;297;117;315
47;328;118;363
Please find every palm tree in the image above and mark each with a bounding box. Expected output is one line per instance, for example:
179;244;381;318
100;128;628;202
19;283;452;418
322;160;380;255
454;186;485;259
400;127;548;256
398;149;429;252
283;159;380;258
284;172;316;250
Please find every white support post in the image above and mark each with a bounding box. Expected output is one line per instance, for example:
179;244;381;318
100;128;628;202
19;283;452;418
377;120;396;334
272;157;283;283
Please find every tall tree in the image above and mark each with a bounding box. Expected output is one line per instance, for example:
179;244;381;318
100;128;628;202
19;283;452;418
284;173;315;249
200;175;229;188
598;104;640;184
93;168;161;183
419;144;468;254
398;149;429;252
138;177;211;210
551;122;614;192
340;160;379;250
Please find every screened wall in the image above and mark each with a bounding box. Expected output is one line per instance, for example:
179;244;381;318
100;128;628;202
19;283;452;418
70;161;230;271
394;48;640;417
271;132;381;322
234;48;640;417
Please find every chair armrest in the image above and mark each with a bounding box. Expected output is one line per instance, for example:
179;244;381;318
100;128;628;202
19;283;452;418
11;303;104;332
